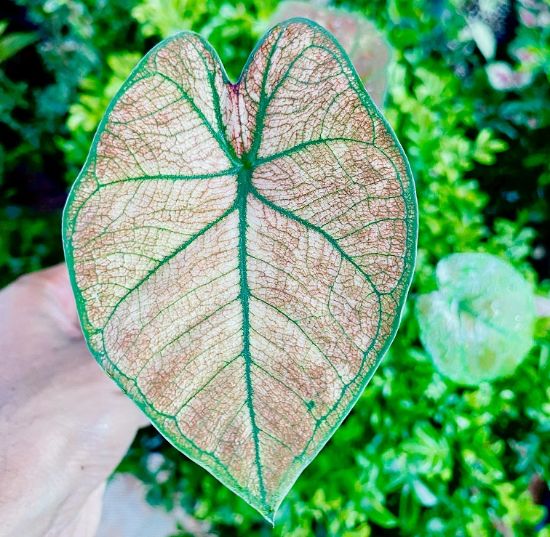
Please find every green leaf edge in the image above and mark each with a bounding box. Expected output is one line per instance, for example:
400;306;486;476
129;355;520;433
62;17;418;523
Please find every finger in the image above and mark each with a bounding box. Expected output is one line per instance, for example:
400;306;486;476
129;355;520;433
39;264;84;335
110;392;152;430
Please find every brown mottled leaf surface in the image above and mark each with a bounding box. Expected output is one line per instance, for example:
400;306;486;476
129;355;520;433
271;3;391;106
63;19;417;521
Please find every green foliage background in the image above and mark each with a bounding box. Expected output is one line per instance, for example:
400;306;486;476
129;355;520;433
1;0;549;535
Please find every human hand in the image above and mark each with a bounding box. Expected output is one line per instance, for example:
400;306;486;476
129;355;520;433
0;265;149;537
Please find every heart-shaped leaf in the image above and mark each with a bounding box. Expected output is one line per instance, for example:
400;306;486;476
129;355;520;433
416;253;536;385
63;19;417;521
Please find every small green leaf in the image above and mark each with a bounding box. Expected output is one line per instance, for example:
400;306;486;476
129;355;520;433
398;483;420;532
63;19;417;521
416;253;536;385
0;28;39;64
411;479;437;507
365;499;398;528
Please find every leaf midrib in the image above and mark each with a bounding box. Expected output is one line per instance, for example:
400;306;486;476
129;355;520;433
236;165;267;502
225;26;288;508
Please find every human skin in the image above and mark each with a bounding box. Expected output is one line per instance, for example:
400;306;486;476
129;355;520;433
0;265;148;537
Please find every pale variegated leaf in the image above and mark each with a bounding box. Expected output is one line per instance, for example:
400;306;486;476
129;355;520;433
416;253;536;385
63;19;417;521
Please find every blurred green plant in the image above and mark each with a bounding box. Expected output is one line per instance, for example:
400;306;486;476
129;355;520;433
416;253;537;384
0;20;37;164
0;20;37;64
1;0;549;535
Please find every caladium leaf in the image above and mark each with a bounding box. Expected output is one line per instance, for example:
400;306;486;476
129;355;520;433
63;19;417;521
270;3;391;107
416;253;536;386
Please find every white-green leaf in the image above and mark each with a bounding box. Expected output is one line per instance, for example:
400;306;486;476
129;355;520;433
416;253;536;385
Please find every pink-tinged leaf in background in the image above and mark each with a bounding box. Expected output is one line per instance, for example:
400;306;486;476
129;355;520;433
270;3;391;107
